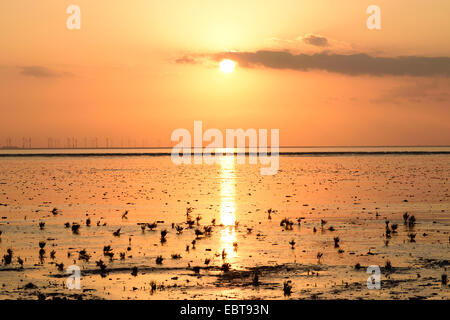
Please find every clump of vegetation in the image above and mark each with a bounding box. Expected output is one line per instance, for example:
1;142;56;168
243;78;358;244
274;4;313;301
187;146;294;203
442;274;448;286
204;225;213;236
221;263;231;272
156;255;164;264
403;212;409;224
283;280;293;296
147;222;157;230
171;253;182;259
408;215;416;228
39;222;45;230
96;259;107;276
385;220;391;238
194;228;204;238
334;237;340;248
316;252;323;264
385;260;392;271
280;218;294;230
160;230;168;243
176;225;184;234
267;208;277;220
78;249;90;262
103;245;114;259
408;233;416;242
2;249;13;265
187;220;195;228
131;266;138;277
355;263;362;270
289;239;295;249
71;223;80;234
150;281;157;293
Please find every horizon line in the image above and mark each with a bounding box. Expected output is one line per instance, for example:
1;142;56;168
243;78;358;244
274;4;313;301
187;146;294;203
1;145;450;150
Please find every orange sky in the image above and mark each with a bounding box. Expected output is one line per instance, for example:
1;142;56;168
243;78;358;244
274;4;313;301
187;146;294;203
1;0;449;147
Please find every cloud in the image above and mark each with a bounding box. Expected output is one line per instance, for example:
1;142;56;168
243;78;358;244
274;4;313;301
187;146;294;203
371;80;450;104
299;34;329;47
205;51;450;77
19;66;73;78
174;56;198;64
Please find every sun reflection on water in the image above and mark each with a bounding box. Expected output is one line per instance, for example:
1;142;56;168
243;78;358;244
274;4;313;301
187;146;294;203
219;156;237;259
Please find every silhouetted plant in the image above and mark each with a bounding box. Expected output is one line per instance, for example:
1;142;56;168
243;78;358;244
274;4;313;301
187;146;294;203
442;274;448;285
317;252;323;264
221;263;231;272
334;237;340;248
156;255;164;264
403;212;409;224
71;223;80;234
147;222;157;230
408;215;416;228
160;230;168;243
289;239;295;249
385;260;392;271
283;280;293;296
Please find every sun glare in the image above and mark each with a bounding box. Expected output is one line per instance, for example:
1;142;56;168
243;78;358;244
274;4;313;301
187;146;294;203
219;59;236;73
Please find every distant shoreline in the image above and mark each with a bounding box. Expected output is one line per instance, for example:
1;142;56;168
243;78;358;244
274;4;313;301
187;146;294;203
1;145;450;151
0;151;449;157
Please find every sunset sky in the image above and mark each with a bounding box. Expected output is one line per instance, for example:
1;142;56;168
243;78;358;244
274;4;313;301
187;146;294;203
1;0;449;147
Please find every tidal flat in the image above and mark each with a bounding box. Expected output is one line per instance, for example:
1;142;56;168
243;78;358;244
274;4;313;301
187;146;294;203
0;153;449;300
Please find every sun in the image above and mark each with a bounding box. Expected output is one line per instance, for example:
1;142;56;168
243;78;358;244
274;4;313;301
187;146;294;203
219;59;236;73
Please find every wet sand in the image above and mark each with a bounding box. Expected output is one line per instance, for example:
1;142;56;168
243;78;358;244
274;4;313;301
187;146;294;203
0;154;449;300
